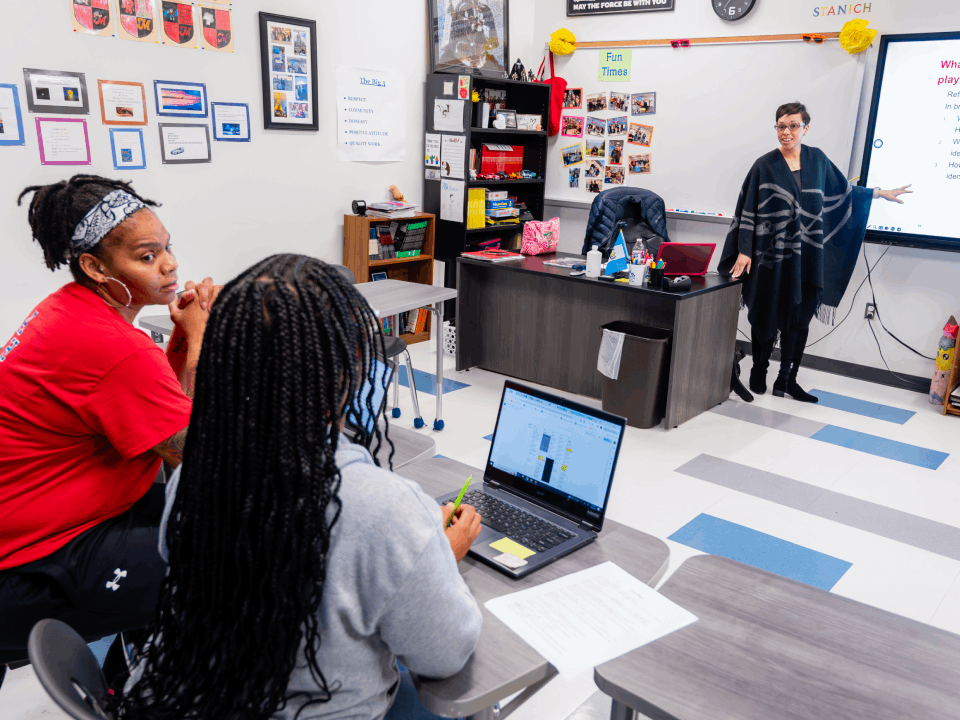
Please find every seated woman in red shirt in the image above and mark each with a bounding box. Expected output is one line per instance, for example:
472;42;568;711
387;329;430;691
0;175;215;665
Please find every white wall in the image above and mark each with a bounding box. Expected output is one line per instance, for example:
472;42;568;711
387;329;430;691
537;0;960;379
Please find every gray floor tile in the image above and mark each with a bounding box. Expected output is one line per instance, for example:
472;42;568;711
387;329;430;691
710;401;827;438
676;454;826;510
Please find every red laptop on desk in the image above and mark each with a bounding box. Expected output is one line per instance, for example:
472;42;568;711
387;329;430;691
654;243;716;276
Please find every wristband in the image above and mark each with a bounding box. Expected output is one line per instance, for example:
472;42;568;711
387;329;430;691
873;187;881;199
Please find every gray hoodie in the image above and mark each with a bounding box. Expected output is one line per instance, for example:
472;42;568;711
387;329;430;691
154;436;482;719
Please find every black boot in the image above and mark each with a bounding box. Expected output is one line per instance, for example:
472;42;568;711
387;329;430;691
749;365;768;395
772;363;818;403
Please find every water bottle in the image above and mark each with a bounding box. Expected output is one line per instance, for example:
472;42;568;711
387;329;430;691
586;245;602;278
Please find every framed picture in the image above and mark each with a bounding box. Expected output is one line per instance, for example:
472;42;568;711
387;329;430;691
428;0;508;78
109;128;147;170
371;272;388;281
211;102;251;141
158;123;212;164
154;80;208;118
35;117;90;165
498;109;518;129
23;68;90;115
259;12;318;131
97;80;148;126
0;84;26;146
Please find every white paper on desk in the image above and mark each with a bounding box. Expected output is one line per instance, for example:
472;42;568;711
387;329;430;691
439;178;464;222
485;561;698;675
433;99;464;132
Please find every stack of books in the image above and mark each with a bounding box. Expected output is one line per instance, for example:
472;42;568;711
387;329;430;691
367;201;419;219
391;219;428;258
467;188;487;229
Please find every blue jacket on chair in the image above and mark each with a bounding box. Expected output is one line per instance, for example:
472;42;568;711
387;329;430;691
580;187;670;255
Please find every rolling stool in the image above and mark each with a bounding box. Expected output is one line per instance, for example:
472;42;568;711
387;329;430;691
332;266;426;429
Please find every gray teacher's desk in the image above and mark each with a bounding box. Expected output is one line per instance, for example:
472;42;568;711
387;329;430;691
595;555;960;720
455;253;742;428
396;455;670;720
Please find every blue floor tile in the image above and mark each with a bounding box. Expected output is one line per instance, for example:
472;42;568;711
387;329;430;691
397;366;469;396
669;514;852;591
812;425;948;470
810;389;915;425
483;434;494;441
432;453;449;459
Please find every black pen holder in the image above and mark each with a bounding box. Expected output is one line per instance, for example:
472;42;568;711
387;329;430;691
647;267;664;290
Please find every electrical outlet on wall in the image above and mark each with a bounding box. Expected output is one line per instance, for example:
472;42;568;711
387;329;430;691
864;303;876;320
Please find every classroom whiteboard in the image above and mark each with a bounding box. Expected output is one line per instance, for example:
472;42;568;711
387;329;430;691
547;42;867;216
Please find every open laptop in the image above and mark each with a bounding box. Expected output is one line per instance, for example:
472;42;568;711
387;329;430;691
655;242;716;276
343;357;394;437
436;381;627;579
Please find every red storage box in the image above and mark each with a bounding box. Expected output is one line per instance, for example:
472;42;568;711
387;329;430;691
480;144;524;175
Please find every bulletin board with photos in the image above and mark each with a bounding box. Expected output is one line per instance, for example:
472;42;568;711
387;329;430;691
258;12;318;131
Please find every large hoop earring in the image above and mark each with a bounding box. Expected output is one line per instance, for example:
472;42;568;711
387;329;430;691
98;276;133;308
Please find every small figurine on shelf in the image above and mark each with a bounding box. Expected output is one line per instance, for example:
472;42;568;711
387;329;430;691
509;58;525;81
527;69;534;82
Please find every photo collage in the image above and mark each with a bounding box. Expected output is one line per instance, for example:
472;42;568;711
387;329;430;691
269;22;311;124
560;87;655;193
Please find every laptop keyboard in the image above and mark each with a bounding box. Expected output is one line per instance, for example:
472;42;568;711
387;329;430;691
462;490;576;553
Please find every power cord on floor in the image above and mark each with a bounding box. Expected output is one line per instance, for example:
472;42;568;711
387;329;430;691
862;243;935;361
866;316;931;391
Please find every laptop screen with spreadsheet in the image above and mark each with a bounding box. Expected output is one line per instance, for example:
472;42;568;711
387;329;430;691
484;381;626;530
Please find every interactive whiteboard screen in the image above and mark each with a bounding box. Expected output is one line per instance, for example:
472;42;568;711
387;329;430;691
860;31;960;252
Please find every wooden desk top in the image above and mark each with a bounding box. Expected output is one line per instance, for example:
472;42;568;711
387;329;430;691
396;456;670;718
456;252;741;300
594;555;960;720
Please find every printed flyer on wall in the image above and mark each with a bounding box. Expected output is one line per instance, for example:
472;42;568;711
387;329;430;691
335;65;406;162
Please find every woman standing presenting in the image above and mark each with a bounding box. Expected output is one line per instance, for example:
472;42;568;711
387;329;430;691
719;102;912;402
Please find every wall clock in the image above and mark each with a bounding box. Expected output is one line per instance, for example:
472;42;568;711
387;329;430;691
713;0;757;21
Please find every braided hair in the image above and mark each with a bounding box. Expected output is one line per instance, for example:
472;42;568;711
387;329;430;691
17;175;159;282
112;254;395;720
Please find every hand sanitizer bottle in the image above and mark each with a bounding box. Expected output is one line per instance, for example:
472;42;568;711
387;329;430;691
586;245;602;278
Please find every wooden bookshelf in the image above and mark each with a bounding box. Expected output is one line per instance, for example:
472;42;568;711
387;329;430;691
342;212;435;345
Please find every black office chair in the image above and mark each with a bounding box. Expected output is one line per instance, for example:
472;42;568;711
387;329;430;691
27;619;113;720
333;265;425;428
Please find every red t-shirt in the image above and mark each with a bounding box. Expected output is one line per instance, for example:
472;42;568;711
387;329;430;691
0;283;192;571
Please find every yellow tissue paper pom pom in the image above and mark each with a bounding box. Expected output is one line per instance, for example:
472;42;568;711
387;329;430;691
549;28;577;56
839;18;877;55
472;90;480;102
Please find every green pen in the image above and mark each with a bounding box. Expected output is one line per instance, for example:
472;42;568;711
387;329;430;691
445;475;472;528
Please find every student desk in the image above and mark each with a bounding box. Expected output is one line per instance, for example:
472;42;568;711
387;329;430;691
138;278;457;430
594;555;960;720
455;254;742;428
396;455;670;720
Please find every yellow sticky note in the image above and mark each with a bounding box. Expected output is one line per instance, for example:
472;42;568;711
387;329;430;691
490;537;536;559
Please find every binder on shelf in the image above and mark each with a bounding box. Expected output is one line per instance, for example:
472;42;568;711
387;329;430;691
479;144;523;175
467;188;487;229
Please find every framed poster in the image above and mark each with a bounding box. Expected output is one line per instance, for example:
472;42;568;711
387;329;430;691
0;84;26;146
70;0;116;37
158;123;212;163
23;69;90;115
35;117;91;165
160;1;198;49
198;4;234;52
258;12;318;131
153;80;208;118
109;128;147;169
98;80;148;125
117;0;160;44
211;102;250;141
429;0;508;78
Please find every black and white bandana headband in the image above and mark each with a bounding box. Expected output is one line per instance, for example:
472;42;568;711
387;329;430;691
70;190;147;253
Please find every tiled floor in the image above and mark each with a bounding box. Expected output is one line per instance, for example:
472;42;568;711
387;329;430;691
6;339;958;720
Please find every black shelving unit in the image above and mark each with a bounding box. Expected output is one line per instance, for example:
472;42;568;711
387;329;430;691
422;73;551;320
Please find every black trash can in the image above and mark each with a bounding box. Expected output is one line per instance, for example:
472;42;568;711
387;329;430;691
599;321;671;429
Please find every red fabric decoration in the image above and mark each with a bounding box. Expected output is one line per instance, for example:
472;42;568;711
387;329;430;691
545;52;567;137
